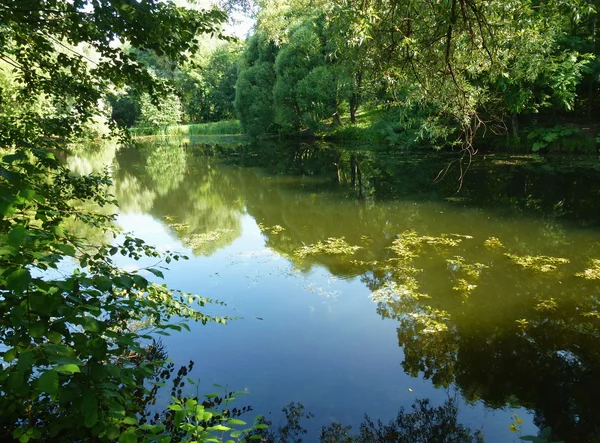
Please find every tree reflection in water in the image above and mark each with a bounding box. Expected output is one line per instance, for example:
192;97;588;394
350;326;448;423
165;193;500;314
113;139;600;443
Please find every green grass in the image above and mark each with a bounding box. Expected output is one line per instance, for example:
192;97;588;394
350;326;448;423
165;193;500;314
130;120;243;137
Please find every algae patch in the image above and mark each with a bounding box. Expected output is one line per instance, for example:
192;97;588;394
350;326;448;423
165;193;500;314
576;259;600;280
294;237;362;258
504;253;569;272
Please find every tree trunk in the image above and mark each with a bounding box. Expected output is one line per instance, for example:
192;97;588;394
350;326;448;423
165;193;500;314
588;12;597;120
511;113;519;138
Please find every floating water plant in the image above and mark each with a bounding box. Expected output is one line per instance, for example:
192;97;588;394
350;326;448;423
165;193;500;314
446;256;488;279
535;298;558;312
370;278;429;304
576;259;600;280
294;237;362;258
504;253;569;273
453;278;477;296
258;223;286;234
483;237;505;249
389;230;464;261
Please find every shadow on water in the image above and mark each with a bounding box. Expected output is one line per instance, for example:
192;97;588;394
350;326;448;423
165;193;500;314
111;137;600;443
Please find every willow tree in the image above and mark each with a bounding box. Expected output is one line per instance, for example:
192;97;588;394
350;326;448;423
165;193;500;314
326;0;592;148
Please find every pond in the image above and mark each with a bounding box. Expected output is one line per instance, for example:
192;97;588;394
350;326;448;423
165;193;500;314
75;137;600;442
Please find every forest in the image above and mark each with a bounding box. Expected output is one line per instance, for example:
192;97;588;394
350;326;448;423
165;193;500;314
1;0;599;442
111;0;599;152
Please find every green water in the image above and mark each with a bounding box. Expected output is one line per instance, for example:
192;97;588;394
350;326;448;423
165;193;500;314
78;137;600;442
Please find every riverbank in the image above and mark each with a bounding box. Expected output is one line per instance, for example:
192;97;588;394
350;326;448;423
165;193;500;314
129;113;599;155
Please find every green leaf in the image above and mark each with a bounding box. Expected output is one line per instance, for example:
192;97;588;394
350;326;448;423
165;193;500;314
105;425;120;440
3;151;28;163
108;401;126;418
0;200;15;218
230;430;242;438
117;275;135;289
16;351;34;372
208;424;231;432
540;427;552;439
19;189;36;202
55;364;81;374
8;225;27;248
47;331;62;344
4;348;17;363
36;370;59;397
119;427;137;443
531;142;545;152
76;316;105;333
56;244;76;256
147;268;165;279
30;322;45;338
82;391;98;427
123;416;138;425
6;268;31;293
227;418;247;426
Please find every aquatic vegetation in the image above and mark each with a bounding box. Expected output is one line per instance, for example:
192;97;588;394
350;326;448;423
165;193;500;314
360;234;373;244
583;311;600;319
371;278;429;304
504;253;569;272
535;298;559;312
447;257;487;297
575;259;600;280
483;237;505;249
447;256;488;279
389;230;464;261
258;223;286;234
184;229;234;249
294;237;362;258
453;279;477;296
167;221;191;233
516;318;529;331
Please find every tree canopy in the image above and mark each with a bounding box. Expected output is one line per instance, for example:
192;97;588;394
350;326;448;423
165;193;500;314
233;0;599;150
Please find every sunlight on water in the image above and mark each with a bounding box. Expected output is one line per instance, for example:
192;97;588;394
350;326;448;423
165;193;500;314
95;138;600;442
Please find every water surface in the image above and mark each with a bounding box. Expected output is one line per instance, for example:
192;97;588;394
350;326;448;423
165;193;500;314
92;138;600;442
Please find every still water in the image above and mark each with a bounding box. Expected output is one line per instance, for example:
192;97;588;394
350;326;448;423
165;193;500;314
80;137;600;442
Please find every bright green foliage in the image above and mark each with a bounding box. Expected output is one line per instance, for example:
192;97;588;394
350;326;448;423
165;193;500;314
273;19;324;132
137;92;184;129
526;125;582;152
233;0;600;149
0;0;269;441
170;41;244;123
234;34;278;136
0;150;228;440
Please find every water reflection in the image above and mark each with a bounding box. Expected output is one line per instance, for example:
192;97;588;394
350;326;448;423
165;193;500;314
112;138;600;442
113;140;244;255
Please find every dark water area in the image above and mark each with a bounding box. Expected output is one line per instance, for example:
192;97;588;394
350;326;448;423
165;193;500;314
79;136;600;442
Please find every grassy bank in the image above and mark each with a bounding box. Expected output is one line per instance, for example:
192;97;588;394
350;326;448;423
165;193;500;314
130;119;243;137
130;116;599;154
316;108;600;154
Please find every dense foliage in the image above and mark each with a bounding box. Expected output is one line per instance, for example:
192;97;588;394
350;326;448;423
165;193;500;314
230;0;599;150
102;0;599;151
